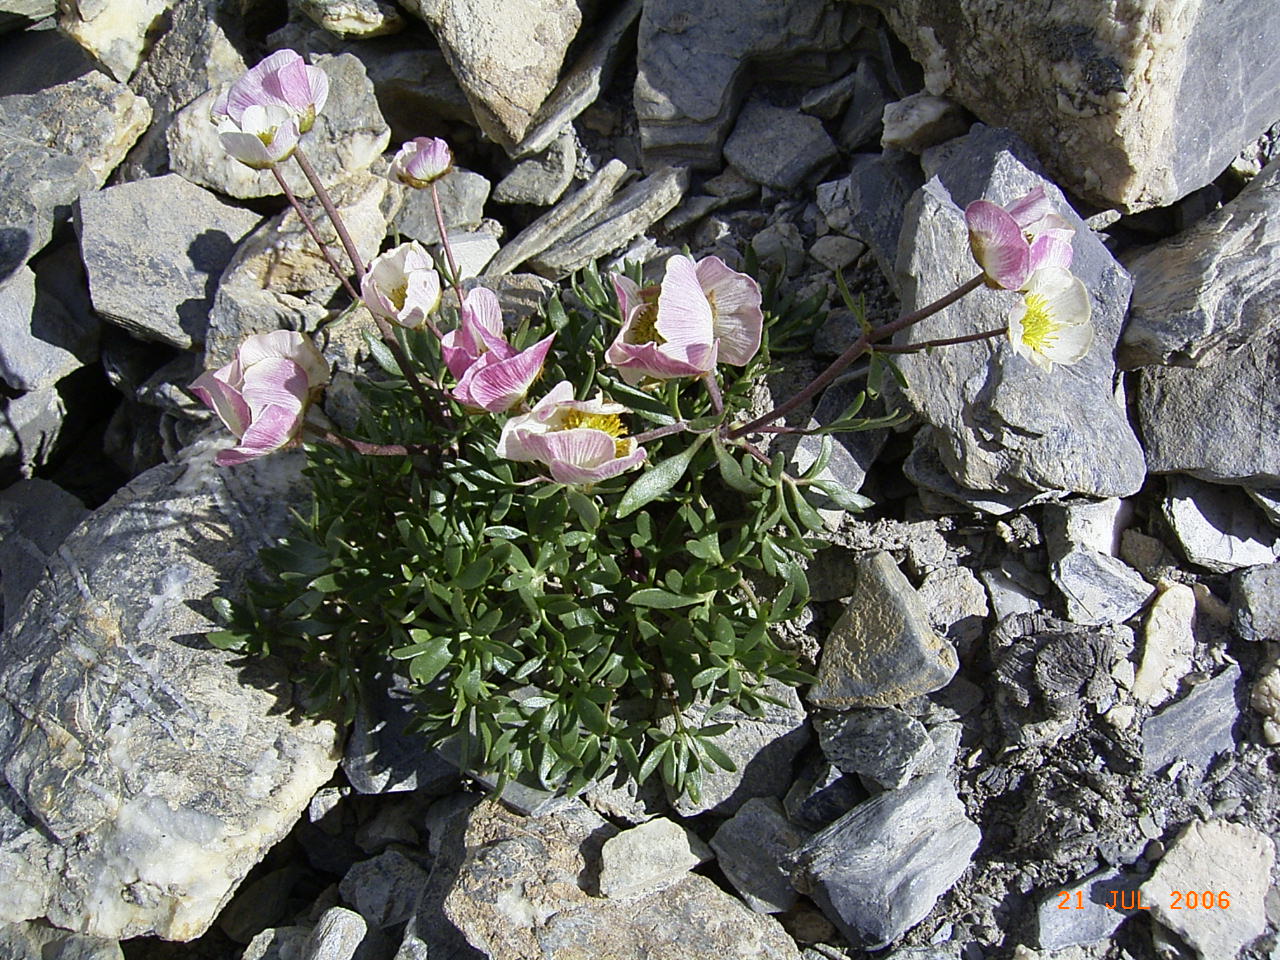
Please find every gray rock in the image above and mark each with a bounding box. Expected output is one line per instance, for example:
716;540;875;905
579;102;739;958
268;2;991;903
903;427;1041;516
864;0;1280;212
0;2;55;31
169;53;389;200
0;264;98;392
1141;664;1240;775
816;708;933;790
598;817;712;899
399;0;581;150
296;0;404;37
981;565;1045;621
1245;486;1280;527
0;387;66;484
668;681;810;818
342;672;458;795
1142;819;1275;959
789;380;888;518
511;0;643;157
723;99;838;191
0;479;87;630
1034;870;1142;950
339;850;430;929
750;222;806;277
838;58;893;151
485;158;629;277
1232;564;1280;641
809;552;959;709
242;925;310;960
801;70;861;121
709;797;806;913
787;774;980;949
1161;475;1279;573
808;234;866;273
354;41;472;142
1043;498;1133;558
916;565;989;647
1049;548;1154;626
0;62;150;279
1123;157;1280;367
392;167;490;245
444;229;500;280
0;440;340;939
881;93;969;153
816;151;924;285
1138;334;1280;488
204;286;329;376
783;759;865;832
78;174;261;349
58;0;167;82
218;864;308;944
493;129;577;206
893;127;1146;501
635;0;863;169
528;165;689;279
300;907;367;960
0;920;122;960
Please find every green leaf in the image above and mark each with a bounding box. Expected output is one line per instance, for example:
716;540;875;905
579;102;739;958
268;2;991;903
810;478;874;512
566;489;600;530
700;738;737;772
799;435;833;481
408;635;453;685
361;329;402;377
638;740;671;784
690;666;725;688
627;588;699;609
575;694;608;736
484;525;524;539
205;629;247;650
457;556;494;591
788;482;827;531
712;437;756;493
615;435;706;517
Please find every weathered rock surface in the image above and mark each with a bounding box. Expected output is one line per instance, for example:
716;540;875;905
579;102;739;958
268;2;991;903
0;479;87;631
635;0;864;169
1142;819;1275;959
723;99;838;191
893;127;1145;500
1138;334;1280;488
0;920;122;960
1141;665;1240;775
0;1;54;31
0;263;98;392
339;850;429;929
881;92;969;154
1033;870;1140;951
297;0;404;38
58;0;169;82
1161;476;1279;573
1231;563;1280;642
0;387;66;484
709;797;805;914
0;440;341;940
399;0;581;150
1049;548;1153;627
816;708;933;790
1253;662;1280;745
0;58;150;279
78;174;261;349
864;0;1280;211
1131;582;1197;707
493;130;577;206
817;150;923;287
598;817;711;899
787;775;980;949
809;552;958;709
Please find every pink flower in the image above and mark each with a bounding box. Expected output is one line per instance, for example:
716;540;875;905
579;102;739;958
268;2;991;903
190;331;330;466
442;287;553;412
217;104;300;169
214;49;329;133
389;137;453;188
964;185;1074;290
496;381;647;484
605;255;762;386
361;242;442;328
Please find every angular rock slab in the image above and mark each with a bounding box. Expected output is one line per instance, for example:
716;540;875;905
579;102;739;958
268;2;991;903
78;174;261;349
58;0;169;82
1140;664;1240;775
1161;475;1279;573
893;126;1145;500
0;439;341;940
0;264;99;393
864;0;1280;211
400;0;581;150
635;0;865;169
787;774;980;949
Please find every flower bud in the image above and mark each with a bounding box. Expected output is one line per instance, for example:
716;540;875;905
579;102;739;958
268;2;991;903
389;137;454;188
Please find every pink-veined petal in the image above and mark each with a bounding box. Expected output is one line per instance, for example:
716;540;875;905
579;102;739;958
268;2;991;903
654;255;714;348
461;287;504;340
239;356;309;417
694;255;763;365
191;368;250;438
237;403;303;454
605;339;715;386
612;273;641;323
236;331;330;390
1028;232;1074;276
496;421;545;461
455;334;554;412
1004;185;1053;229
965;199;1031;289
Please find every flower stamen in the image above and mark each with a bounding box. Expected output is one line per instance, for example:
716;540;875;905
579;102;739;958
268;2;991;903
560;410;625;437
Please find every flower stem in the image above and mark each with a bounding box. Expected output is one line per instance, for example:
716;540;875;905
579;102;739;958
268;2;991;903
292;145;365;282
632;421;689;444
702;372;724;415
870;326;1005;353
430;181;465;309
270;166;360;303
304;424;432;456
728;273;984;439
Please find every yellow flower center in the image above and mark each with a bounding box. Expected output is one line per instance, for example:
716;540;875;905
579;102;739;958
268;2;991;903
1019;292;1059;352
706;289;719;323
624;291;664;345
559;410;625;437
256;128;277;147
615;436;634;459
388;281;408;311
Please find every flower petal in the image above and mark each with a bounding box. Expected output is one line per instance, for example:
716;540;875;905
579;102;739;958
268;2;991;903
237;331;330;390
239;356;309;417
1004;185;1053;229
654;255;714;347
237;403;303;454
455;334;554;412
1041;318;1095;365
965;199;1030;289
1028;232;1074;276
694;255;763;365
191;367;250;438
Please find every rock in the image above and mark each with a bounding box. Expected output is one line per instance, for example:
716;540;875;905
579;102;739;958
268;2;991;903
598;817;712;899
1122;157;1280;367
1141;665;1240;775
0;62;150;279
527;165;689;279
893;127;1145;501
723;99;838;191
815;708;933;790
1137;334;1280;488
0;1;55;30
242;925;309;960
809;552;959;709
981;564;1046;622
815;152;924;285
0;441;341;939
444;229;501;280
339;850;429;929
493;129;577;206
786;774;980;950
0;263;98;392
1049;549;1154;626
78;174;261;349
904;426;1042;516
1246;486;1280;527
783;759;865;832
342;672;458;795
1231;564;1280;641
1252;662;1280;745
808;234;866;273
169;53;389;200
58;0;169;82
218;864;308;944
0;387;66;483
1131;582;1197;707
510;0;643;157
801;70;860;121
916;565;988;648
485;158;629;277
864;0;1280;211
709;797;806;914
0;479;87;630
789;380;888;517
1043;499;1132;558
0;920;122;960
296;0;404;37
668;681;810;818
1034;870;1142;950
299;907;366;960
203;287;329;376
1142;820;1275;959
392;167;490;244
838;58;894;151
751;222;806;277
634;0;863;169
881;93;969;153
399;0;581;150
1161;476;1279;573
